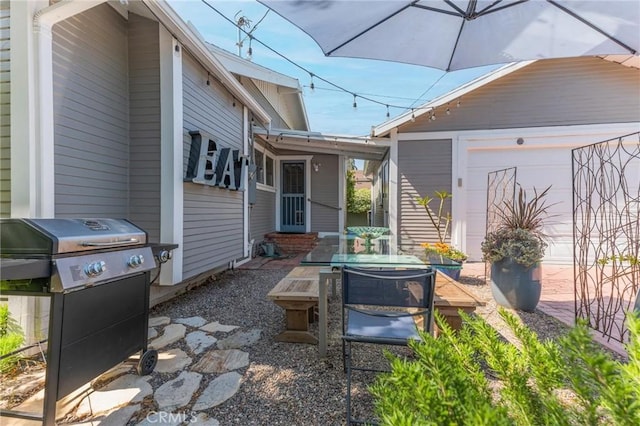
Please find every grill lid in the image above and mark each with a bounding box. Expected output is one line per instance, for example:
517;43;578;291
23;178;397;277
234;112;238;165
0;218;147;256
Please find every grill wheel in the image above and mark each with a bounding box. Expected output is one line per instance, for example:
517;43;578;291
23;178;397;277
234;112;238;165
137;349;158;376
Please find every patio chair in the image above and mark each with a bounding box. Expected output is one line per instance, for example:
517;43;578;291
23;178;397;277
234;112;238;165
341;266;435;425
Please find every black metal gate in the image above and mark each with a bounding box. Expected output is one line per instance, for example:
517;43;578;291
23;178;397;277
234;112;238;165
572;132;640;343
485;167;518;279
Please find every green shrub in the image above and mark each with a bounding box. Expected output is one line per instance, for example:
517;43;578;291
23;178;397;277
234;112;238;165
0;304;24;373
371;310;640;425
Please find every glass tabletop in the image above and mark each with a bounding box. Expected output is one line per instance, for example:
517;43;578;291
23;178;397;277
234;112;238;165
301;235;461;268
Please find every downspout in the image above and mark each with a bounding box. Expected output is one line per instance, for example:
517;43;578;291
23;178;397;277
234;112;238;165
33;1;108;217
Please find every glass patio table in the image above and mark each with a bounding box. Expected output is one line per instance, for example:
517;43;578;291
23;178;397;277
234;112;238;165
301;235;459;357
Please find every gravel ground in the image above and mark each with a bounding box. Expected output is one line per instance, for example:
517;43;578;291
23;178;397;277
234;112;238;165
0;265;626;425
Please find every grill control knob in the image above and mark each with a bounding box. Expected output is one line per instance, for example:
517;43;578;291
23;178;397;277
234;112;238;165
84;261;106;277
128;254;144;268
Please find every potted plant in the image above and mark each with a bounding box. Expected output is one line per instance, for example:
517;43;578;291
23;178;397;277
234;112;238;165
416;191;468;280
481;186;553;312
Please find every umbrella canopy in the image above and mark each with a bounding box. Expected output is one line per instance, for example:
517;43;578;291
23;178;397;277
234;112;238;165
258;0;639;71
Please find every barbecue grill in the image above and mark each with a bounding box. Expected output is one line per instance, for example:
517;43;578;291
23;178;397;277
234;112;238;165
0;218;170;425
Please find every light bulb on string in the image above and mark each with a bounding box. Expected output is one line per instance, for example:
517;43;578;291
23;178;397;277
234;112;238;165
352;94;357;109
246;36;253;61
456;99;461;108
309;73;315;92
410;109;415;122
446;103;451;115
386;105;390;118
206;72;210;86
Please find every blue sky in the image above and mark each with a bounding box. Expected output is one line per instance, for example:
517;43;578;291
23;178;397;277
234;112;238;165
168;0;499;136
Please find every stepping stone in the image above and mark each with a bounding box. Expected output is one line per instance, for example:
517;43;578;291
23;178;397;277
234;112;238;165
154;371;202;412
200;321;239;334
149;324;186;350
192;372;242;410
155;348;192;374
92;363;134;387
186;330;217;355
216;329;262;349
76;374;152;418
148;327;158;340
70;404;140;426
174;316;207;328
192;349;249;373
148;316;171;327
192;413;221;425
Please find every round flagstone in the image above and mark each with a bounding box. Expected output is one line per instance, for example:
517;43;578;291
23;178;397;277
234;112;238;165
174;316;207;328
191;349;249;373
216;329;262;349
199;321;239;334
149;323;186;350
192;372;242;410
148;316;171;327
154;371;202;412
76;374;152;417
185;330;217;355
155;348;192;374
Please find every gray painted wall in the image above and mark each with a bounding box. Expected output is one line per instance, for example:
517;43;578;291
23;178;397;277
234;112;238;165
128;14;161;243
53;4;130;218
0;4;9;217
250;188;275;242
402;58;640;133
398;140;452;248
241;77;288;129
310;153;339;232
182;51;245;279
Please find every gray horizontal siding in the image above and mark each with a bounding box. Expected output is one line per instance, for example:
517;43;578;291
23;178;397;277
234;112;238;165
241;77;288;129
53;4;130;218
398;140;452;248
0;5;9;217
250;189;276;242
128;13;161;242
182;52;245;280
403;57;640;133
310;154;339;232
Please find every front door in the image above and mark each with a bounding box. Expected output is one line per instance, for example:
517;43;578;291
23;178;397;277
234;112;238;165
281;161;306;233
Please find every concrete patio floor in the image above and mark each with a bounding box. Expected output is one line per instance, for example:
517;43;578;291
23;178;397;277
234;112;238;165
241;255;629;356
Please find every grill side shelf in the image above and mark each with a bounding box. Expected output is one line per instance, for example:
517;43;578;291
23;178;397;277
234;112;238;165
0;258;51;280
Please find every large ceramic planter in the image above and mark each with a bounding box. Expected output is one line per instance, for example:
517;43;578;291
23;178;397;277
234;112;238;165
490;258;541;312
427;256;463;281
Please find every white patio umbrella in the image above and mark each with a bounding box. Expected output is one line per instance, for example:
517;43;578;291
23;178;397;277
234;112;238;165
257;0;639;71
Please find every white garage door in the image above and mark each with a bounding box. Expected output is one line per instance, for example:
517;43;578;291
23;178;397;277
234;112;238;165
460;127;640;265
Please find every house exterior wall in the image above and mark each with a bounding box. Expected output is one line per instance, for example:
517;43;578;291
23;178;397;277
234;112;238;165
0;3;9;218
310;153;339;232
371;159;389;227
397;139;452;248
52;4;130;218
182;51;245;279
128;14;161;243
250;188;276;242
403;57;640;133
242;77;288;129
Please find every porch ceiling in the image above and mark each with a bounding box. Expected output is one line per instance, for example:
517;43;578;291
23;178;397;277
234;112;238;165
253;128;390;161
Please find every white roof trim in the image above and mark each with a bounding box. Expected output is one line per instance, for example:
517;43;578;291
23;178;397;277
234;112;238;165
143;0;271;126
254;128;390;161
373;61;534;137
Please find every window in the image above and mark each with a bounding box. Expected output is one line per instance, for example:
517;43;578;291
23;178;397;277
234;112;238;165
255;150;264;184
254;145;275;189
265;156;274;186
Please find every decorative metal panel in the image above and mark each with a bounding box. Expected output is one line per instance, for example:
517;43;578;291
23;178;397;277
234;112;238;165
573;132;640;343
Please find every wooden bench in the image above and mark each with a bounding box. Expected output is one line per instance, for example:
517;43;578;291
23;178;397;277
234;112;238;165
267;266;323;344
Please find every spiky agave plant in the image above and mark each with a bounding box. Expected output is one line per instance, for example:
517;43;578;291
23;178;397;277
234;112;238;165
496;185;556;237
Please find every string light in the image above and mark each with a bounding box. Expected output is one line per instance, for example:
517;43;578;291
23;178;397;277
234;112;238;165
201;0;460;118
309;73;315;92
410;109;415;122
446;103;451;115
246;36;253;60
386;105;390;118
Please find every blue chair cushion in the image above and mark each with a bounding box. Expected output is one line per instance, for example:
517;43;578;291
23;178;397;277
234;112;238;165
345;309;422;343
